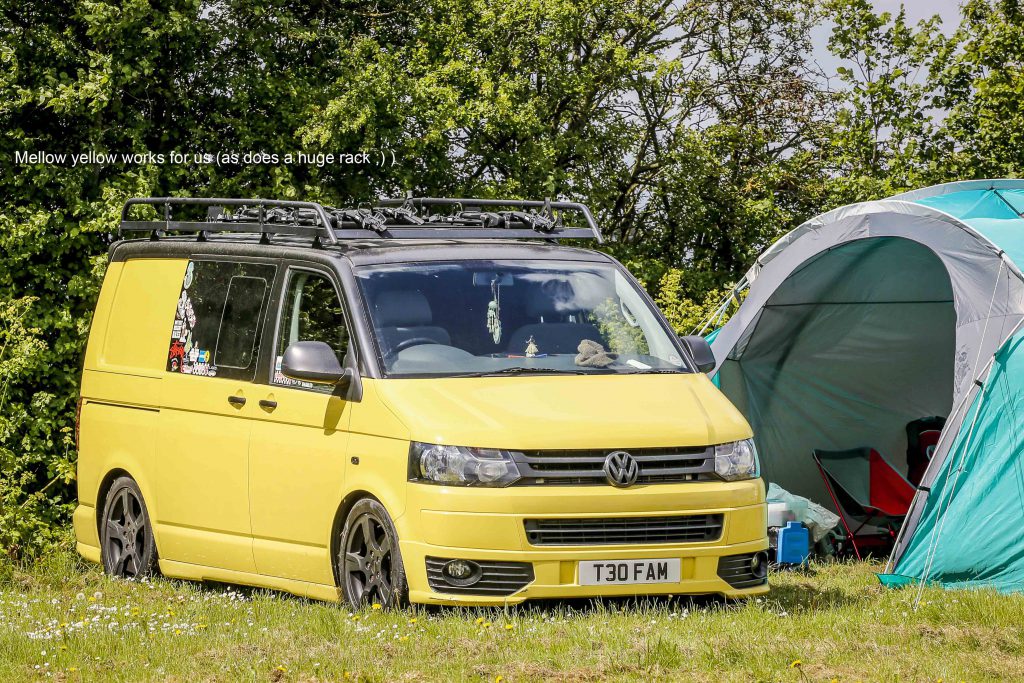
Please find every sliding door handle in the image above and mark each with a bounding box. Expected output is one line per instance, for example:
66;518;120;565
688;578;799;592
227;395;247;407
259;399;278;410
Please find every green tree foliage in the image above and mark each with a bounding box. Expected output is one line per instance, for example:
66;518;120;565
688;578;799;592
655;270;738;336
821;0;1024;197
0;298;72;556
0;0;421;557
932;0;1024;177
823;0;949;201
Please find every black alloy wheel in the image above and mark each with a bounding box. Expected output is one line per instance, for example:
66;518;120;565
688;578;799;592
100;476;158;578
338;498;408;609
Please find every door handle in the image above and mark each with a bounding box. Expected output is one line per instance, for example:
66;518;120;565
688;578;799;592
259;399;278;410
227;395;246;406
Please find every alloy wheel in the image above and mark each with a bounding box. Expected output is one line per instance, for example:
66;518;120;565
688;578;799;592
343;512;396;606
103;486;149;578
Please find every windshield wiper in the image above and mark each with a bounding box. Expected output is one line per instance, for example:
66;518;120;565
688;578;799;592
617;368;686;374
451;367;592;377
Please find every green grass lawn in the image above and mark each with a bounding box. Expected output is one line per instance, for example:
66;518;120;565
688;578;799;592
2;550;1023;682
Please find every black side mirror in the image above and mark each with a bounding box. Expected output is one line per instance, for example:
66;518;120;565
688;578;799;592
680;335;716;374
282;341;352;386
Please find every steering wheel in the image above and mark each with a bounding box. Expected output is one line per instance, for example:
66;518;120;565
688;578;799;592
388;337;442;357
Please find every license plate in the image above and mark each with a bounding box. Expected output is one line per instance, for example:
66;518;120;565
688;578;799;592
579;558;681;585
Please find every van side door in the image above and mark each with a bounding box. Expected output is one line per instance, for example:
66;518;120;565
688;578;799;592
248;265;354;585
156;258;277;574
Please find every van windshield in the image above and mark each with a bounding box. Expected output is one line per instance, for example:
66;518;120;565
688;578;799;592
354;260;691;377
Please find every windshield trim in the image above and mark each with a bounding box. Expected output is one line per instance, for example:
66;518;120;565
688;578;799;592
352;258;695;379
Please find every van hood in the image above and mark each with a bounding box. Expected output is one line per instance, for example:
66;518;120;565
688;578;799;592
372;373;751;449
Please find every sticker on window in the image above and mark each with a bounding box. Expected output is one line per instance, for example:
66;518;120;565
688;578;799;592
273;356;314;389
168;288;215;377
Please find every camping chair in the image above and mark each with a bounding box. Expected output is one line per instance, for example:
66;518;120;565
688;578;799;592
906;416;946;486
812;448;917;560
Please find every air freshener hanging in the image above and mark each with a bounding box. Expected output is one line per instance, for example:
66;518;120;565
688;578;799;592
487;277;502;344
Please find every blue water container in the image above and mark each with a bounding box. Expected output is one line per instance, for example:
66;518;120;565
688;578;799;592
777;521;810;565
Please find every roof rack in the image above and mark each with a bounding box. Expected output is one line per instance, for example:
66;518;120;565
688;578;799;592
118;196;603;244
120;197;338;244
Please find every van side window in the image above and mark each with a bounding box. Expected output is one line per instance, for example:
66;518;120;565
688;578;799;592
273;271;349;392
167;260;276;381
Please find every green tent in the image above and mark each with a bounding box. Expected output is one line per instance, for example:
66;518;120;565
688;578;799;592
708;180;1024;592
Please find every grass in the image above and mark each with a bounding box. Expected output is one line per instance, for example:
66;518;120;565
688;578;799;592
2;551;1024;682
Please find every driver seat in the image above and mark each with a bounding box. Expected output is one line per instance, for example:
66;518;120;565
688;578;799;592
373;290;451;353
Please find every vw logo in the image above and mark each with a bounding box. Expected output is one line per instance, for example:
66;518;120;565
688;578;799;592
603;450;639;488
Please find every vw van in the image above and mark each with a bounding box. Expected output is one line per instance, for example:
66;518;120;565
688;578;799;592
73;196;768;607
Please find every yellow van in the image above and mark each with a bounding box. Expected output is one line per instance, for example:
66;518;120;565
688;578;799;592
74;196;767;607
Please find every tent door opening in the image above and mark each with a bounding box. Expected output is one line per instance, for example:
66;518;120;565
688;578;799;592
716;237;956;509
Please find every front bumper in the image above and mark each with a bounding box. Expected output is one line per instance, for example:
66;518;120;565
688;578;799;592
398;480;769;605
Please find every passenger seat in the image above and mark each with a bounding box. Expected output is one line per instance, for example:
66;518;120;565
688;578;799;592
506;290;603;355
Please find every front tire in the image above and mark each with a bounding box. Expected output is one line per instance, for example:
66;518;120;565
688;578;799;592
100;476;158;578
337;498;408;609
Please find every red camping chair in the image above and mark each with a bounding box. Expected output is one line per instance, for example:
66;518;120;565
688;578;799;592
812;448;917;560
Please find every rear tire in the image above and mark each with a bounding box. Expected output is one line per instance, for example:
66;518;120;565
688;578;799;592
100;476;158;578
337;498;408;609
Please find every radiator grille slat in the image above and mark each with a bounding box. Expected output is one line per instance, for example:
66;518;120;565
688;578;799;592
524;514;724;546
512;447;717;486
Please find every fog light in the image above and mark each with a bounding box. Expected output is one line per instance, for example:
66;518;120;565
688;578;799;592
750;551;769;580
442;559;482;586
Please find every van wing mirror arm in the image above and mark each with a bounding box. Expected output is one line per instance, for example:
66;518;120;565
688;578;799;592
335;366;363;402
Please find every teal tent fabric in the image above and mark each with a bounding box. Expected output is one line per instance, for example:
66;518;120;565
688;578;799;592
879;330;1024;591
912;188;1024;267
989;188;1024;214
914;189;1020;221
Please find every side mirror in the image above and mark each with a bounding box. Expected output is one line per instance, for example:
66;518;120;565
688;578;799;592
680;335;716;374
282;341;352;386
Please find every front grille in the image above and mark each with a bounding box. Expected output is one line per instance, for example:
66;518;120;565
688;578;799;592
425;557;534;596
512;447;716;486
717;553;768;589
524;514;724;546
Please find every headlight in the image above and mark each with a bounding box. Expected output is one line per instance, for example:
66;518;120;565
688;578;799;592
714;439;760;481
408;442;521;487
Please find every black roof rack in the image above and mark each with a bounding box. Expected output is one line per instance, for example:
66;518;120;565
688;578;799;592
118;196;603;244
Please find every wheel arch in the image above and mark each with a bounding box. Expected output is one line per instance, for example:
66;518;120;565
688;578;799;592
95;468;133;540
329;489;384;587
95;468;161;556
